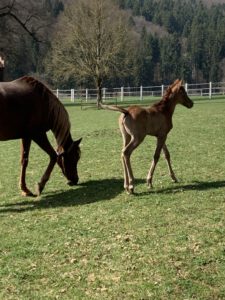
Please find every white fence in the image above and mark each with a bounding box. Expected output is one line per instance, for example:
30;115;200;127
53;81;225;102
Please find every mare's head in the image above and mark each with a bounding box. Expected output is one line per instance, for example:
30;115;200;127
171;79;193;108
57;138;82;186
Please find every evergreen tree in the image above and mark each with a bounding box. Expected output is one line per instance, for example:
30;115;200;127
160;34;181;82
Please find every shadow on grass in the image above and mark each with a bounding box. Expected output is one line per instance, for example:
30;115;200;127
0;178;125;214
139;179;225;195
1;179;225;214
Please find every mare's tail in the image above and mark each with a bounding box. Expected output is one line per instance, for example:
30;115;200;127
100;103;128;114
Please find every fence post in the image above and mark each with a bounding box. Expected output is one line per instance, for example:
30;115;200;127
71;89;75;102
103;88;106;102
185;82;188;92
121;87;124;101
140;86;143;101
56;89;59;98
209;82;212;99
86;88;88;102
161;85;164;96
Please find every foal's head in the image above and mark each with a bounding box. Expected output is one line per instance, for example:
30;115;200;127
171;79;193;108
57;138;82;186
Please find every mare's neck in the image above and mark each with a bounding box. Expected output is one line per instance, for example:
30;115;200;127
50;99;72;151
55;133;73;155
62;133;73;151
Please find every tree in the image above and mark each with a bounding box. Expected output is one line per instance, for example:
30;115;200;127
159;34;181;82
133;27;156;85
46;0;135;106
0;0;64;79
0;0;47;42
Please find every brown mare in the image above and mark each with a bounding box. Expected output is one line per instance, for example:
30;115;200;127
0;76;82;196
101;79;193;194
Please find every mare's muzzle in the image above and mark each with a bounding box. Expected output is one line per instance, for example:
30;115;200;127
67;178;79;186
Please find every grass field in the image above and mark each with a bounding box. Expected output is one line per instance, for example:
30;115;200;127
0;99;225;299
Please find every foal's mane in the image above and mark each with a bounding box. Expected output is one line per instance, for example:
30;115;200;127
20;76;71;147
152;86;173;112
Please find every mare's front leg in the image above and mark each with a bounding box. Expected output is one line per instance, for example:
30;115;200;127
32;133;57;196
147;136;166;188
163;144;178;183
19;138;35;196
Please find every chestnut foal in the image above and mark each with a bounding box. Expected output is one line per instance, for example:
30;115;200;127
101;79;193;194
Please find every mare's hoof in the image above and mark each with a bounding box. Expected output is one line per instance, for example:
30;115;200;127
35;183;43;196
21;190;35;197
171;173;178;183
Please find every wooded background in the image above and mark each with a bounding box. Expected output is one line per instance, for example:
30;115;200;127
1;0;225;89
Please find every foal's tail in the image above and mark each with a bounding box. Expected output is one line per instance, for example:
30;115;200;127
100;103;128;114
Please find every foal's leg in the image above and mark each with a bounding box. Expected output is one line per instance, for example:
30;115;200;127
147;136;166;188
119;118;131;192
122;137;142;194
32;133;57;195
19;138;34;196
162;144;178;183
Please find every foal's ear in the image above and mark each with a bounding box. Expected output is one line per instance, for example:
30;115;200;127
173;79;180;85
177;79;183;89
170;79;179;91
172;79;182;93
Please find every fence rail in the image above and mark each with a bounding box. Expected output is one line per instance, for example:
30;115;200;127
53;81;225;104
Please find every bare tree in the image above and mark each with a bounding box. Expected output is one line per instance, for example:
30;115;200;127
0;0;65;79
0;0;47;42
46;0;135;106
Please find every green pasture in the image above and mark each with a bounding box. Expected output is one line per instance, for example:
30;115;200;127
72;94;224;109
0;98;225;299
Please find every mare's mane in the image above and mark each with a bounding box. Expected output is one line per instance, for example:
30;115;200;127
20;76;71;148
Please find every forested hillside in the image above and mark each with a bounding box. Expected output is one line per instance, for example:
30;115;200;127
115;0;225;85
201;0;225;5
1;0;225;87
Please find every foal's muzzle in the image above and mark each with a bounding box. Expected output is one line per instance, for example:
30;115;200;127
186;100;194;108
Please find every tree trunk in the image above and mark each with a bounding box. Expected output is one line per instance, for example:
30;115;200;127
96;78;102;109
0;57;4;82
0;68;4;82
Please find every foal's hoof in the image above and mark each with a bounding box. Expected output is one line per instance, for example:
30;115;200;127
146;178;153;189
35;183;44;196
147;181;153;189
125;187;134;195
